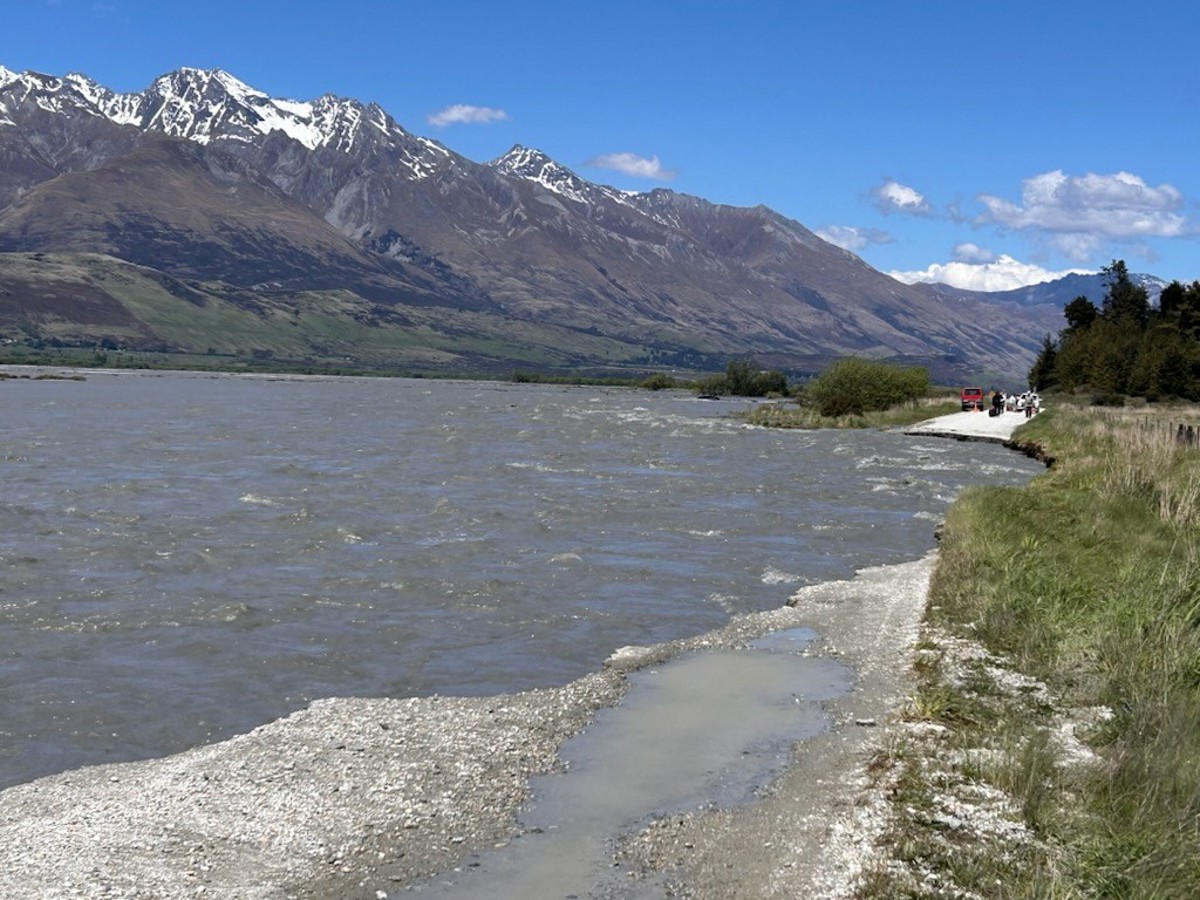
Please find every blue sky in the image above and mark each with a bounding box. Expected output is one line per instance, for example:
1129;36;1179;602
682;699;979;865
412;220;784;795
4;0;1198;290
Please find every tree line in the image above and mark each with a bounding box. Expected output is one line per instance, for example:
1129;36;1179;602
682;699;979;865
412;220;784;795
1029;260;1200;401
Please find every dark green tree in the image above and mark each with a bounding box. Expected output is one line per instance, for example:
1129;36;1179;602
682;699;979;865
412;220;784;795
1052;328;1091;391
1039;260;1200;400
1159;280;1186;318
1129;325;1199;400
697;359;789;397
1028;335;1059;391
1063;295;1098;332
1159;280;1200;338
1099;259;1150;327
1086;318;1138;393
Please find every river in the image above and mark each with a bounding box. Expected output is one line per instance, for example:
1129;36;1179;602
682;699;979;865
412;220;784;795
0;369;1041;789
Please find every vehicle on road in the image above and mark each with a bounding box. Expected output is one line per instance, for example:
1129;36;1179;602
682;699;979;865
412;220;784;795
960;386;985;411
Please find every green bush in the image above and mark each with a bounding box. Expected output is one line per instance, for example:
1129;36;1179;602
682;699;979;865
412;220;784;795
806;358;929;416
640;372;677;390
694;359;789;397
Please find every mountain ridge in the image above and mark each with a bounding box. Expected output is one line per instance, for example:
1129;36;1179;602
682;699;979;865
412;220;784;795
0;64;1100;380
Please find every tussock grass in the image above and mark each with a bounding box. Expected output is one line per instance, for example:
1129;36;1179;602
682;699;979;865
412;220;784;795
860;404;1200;897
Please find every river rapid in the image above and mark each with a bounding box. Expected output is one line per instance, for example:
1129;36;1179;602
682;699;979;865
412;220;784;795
1;370;1041;789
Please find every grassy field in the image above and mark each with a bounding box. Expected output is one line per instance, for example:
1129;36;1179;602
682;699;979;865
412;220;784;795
859;404;1200;897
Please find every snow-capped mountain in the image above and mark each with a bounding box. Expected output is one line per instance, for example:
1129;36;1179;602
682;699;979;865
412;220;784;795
489;145;637;210
0;64;1071;378
0;66;455;178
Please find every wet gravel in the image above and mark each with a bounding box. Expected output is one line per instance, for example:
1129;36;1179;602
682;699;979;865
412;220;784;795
0;674;626;899
0;555;934;899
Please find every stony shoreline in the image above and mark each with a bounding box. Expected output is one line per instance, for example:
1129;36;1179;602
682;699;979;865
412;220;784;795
0;556;935;900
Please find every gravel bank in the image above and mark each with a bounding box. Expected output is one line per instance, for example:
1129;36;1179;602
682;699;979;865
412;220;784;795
0;555;934;900
0;676;627;899
614;556;934;898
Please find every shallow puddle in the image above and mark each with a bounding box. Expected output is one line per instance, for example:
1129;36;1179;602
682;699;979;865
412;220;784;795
416;629;852;897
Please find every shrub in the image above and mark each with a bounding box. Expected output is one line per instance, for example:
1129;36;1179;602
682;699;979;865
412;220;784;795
819;392;864;418
694;359;789;397
806;358;929;416
640;372;677;390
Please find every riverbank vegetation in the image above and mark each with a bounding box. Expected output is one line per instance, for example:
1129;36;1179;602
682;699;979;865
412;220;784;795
690;359;789;397
1029;260;1200;402
745;397;960;430
860;404;1200;897
744;357;953;428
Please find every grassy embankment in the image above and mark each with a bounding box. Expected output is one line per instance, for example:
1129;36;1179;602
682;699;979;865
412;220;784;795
859;405;1200;897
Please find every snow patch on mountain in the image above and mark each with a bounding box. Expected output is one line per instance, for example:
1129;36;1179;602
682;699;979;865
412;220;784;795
2;64;642;195
0;63;453;183
140;67;322;147
490;145;637;210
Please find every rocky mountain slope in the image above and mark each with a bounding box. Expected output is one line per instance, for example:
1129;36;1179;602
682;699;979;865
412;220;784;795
0;65;1068;379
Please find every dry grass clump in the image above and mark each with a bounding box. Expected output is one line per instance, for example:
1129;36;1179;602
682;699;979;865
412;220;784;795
1077;413;1200;527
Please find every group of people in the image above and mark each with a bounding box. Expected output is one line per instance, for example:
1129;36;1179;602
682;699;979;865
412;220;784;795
989;389;1041;418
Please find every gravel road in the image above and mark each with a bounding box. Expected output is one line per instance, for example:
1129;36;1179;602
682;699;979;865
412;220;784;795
905;406;1031;442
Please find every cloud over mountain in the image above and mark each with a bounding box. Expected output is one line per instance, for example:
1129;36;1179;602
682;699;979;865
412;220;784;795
586;152;675;180
427;104;509;126
890;254;1092;292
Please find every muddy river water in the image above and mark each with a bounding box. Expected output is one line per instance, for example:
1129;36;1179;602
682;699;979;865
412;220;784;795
1;370;1040;791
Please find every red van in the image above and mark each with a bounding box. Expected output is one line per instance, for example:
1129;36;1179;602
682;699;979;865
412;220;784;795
960;387;985;410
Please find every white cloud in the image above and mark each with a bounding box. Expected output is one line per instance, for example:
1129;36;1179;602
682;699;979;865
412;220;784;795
889;254;1094;292
426;104;509;127
1047;232;1102;264
870;179;932;216
978;170;1189;240
815;225;893;252
952;242;996;264
586;152;675;181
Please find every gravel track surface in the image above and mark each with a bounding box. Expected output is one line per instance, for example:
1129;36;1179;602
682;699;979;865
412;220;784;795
905;407;1030;442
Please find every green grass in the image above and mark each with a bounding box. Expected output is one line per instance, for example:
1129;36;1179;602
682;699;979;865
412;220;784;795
745;397;960;430
860;405;1200;897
